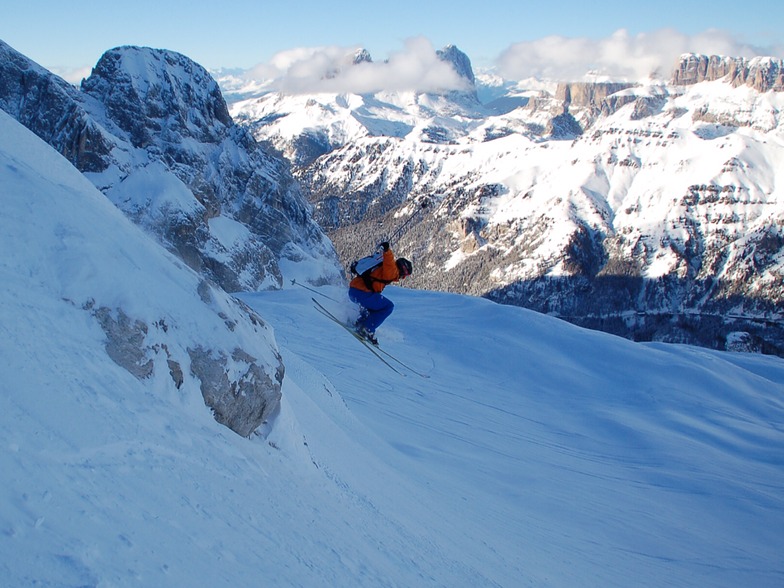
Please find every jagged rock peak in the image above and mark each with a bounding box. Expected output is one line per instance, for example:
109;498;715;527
672;53;784;92
437;45;475;86
81;46;232;147
353;48;372;65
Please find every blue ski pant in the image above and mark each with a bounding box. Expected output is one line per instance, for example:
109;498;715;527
349;287;394;333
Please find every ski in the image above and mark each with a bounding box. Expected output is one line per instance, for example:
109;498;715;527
312;299;404;375
363;334;431;379
312;298;430;379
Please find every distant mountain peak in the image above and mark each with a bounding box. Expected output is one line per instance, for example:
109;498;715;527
437;44;475;86
353;48;373;65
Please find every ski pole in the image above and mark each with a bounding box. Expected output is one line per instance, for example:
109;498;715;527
387;198;430;245
291;279;340;302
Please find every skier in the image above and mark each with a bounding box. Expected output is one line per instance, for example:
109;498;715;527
349;242;413;345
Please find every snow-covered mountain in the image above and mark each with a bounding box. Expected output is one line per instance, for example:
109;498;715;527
3;104;784;586
226;47;784;355
0;40;342;292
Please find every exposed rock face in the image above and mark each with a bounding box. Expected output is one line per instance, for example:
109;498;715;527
521;82;637;136
87;286;284;437
0;41;112;172
82;46;233;148
672;54;784;92
353;48;373;65
94;306;155;380
188;346;283;438
556;82;634;113
437;44;476;86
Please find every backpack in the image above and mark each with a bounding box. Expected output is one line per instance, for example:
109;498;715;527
350;251;384;290
350;252;383;275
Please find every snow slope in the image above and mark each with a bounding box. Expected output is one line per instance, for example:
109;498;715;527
246;287;784;587
2;109;784;587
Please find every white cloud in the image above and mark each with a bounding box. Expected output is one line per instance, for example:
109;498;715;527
496;28;771;82
49;65;93;85
246;37;470;95
236;29;782;93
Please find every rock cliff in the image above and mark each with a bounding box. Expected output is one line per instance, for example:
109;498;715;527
672;53;784;92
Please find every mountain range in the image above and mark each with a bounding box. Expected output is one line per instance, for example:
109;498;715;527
1;39;783;356
224;46;784;356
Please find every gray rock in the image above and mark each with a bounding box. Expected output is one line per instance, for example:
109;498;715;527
188;346;283;438
94;306;154;380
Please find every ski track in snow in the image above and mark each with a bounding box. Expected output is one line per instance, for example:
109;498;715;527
238;286;784;588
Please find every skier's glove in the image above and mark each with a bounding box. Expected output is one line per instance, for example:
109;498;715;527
377;241;390;252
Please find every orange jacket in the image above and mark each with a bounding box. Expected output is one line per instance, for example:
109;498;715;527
349;249;400;293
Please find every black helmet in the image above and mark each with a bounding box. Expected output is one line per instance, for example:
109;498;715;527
396;257;413;278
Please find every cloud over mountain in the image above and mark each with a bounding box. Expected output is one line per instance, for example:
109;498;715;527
247;37;471;94
496;28;775;81
233;29;783;95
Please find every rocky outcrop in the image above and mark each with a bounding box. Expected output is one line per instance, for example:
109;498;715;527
188;345;282;438
82;46;233;149
556;82;635;114
437;44;476;87
672;54;784;92
86;285;284;438
94;306;156;380
522;82;638;136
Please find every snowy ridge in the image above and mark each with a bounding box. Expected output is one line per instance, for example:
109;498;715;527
2;107;784;586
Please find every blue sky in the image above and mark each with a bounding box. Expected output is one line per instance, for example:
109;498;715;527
2;0;782;85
